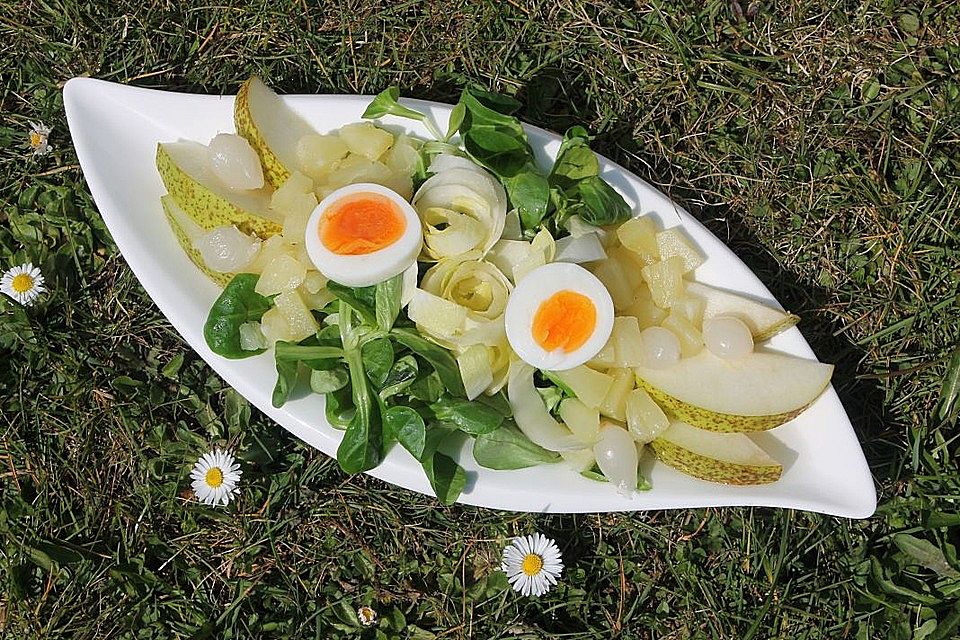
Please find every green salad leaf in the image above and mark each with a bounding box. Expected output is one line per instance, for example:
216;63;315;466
391;328;466;398
362;86;444;140
336;301;383;474
375;272;404;332
472;422;560;470
203;274;273;359
430;396;505;435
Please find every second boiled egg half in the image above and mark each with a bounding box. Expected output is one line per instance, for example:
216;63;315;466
305;183;422;287
505;262;615;370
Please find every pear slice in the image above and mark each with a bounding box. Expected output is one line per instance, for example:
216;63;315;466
651;421;782;485
235;76;317;188
634;350;833;432
160;195;232;287
685;281;800;341
156;141;282;238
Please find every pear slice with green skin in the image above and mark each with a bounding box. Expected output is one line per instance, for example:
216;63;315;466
634;350;833;432
651;421;782;485
156;141;282;238
685;281;800;341
235;76;318;189
160;195;233;287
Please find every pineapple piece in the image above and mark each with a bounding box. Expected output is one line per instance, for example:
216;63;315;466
273;289;319;342
260;306;296;344
656;227;705;273
641;256;685;308
661;310;704;357
625;284;669;329
599;368;634;421
587;336;616;369
611;316;645;367
256;253;307;296
558;398;601;445
298;284;336;311
384;134;422;177
338;122;394;160
322;154;394;193
674;294;706;327
625;387;670;443
590;257;635;311
607;246;644;291
549;365;612;410
302;270;328;294
559;448;597;473
617;215;660;264
249;235;297;273
272;172;318;243
297;134;349;180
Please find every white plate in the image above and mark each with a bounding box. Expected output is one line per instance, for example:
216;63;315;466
63;78;876;518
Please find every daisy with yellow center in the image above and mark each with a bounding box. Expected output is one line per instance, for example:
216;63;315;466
26;121;52;157
1;263;46;306
189;448;241;506
500;533;563;597
357;605;377;627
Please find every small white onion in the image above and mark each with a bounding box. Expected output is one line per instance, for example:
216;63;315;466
207;133;265;191
703;316;754;359
639;326;681;369
194;225;261;273
592;423;638;496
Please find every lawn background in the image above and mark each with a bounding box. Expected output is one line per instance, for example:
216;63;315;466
2;1;959;638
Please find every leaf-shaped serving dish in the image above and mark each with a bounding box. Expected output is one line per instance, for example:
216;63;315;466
64;78;876;517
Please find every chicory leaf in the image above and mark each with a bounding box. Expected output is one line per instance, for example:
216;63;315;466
204;274;273;359
472;422;561;470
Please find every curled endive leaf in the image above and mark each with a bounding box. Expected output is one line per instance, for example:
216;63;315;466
413;158;507;260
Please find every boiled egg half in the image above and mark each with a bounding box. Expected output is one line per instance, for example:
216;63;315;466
305;183;422;287
505;262;615;370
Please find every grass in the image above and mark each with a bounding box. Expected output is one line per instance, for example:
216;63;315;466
1;0;959;637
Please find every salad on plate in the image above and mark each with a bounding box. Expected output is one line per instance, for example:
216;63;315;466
154;77;833;505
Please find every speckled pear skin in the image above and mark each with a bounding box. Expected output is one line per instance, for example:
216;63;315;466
650;438;782;485
635;377;806;433
753;313;801;342
160;197;232;287
234;77;290;189
156;143;282;239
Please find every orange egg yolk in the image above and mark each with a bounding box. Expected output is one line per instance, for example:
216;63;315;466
532;290;597;353
320;193;406;255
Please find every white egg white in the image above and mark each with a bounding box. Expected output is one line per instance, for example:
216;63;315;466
304;182;422;287
504;262;615;371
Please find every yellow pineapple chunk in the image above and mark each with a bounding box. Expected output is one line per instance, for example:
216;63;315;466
656;227;704;273
661;310;704;357
558;398;601;445
599;368;634;421
625;387;670;443
260;306;296;344
590;257;634;311
641;256;685;308
273;290;319;342
607;246;644;290
625;284;669;329
611;316;645;367
296;134;349;180
338;122;395;160
617;215;660;264
256;253;307;296
322;155;394;194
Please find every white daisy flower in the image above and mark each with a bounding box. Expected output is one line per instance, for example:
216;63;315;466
357;605;377;627
26;121;53;157
189;448;241;506
1;263;46;306
500;533;564;597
